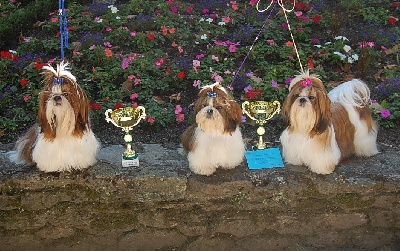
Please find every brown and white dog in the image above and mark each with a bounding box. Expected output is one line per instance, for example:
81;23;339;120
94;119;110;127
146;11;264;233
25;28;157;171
180;83;245;176
8;62;99;172
280;71;378;174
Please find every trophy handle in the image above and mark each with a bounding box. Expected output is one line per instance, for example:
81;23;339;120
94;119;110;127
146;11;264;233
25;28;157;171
105;109;119;128
265;101;281;121
242;101;258;121
131;106;147;127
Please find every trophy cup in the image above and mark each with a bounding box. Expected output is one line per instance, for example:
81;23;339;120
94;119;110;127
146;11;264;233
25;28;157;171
242;101;281;150
105;106;146;167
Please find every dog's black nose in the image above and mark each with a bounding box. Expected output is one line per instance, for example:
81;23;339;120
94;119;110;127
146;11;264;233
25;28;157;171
53;96;62;103
299;97;307;104
207;109;213;116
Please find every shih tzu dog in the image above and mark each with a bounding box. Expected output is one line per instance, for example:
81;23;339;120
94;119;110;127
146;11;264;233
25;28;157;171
8;62;99;172
180;83;245;176
280;71;378;174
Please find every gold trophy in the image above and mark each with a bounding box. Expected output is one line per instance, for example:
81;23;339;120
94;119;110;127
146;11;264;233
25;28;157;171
242;100;281;150
105;106;146;167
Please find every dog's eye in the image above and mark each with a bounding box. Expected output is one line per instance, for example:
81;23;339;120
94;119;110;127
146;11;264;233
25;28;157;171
63;93;68;97
309;96;315;100
202;104;207;108
216;106;222;110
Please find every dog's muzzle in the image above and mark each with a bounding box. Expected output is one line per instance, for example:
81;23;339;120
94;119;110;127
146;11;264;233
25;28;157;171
53;95;63;105
299;97;307;106
206;108;213;118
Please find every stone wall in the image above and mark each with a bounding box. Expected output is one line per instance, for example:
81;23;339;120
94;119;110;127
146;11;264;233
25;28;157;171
0;143;399;250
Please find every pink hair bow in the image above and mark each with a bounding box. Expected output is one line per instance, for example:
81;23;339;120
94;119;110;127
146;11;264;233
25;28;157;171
301;78;312;88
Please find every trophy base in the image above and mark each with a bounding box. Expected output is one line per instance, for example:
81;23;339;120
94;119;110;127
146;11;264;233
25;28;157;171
122;155;139;167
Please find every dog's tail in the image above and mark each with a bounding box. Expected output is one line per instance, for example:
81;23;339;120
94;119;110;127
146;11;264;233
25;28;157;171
328;79;371;107
7;125;39;166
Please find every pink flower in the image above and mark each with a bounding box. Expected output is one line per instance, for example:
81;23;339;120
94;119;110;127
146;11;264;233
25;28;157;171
193;80;201;88
230;1;238;10
130;31;137;37
89;45;96;50
134;78;141;86
249;0;258;6
266;39;275;45
311;38;319;44
51;17;58;23
104;41;112;47
154;57;165;66
176;113;184;122
193;60;201;67
381;109;391;118
106;27;112;32
222;16;230;23
196;54;205;59
214;75;223;82
130;93;138;100
131;102;138;108
294;11;303;17
212;55;219;61
229;44;237;52
128;75;135;79
281;23;289;29
24;95;31;102
147;117;155;124
175;105;183;114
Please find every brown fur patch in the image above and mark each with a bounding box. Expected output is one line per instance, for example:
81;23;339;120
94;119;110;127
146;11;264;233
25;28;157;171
331;104;355;159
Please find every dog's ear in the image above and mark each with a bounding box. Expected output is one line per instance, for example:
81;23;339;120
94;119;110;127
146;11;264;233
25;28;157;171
37;91;56;140
282;84;301;126
228;100;242;124
72;85;90;136
312;88;332;135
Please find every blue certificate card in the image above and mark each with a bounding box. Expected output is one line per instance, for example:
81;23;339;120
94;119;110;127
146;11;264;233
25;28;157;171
245;147;284;169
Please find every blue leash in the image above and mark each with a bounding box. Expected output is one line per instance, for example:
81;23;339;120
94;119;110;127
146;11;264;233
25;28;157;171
228;1;277;89
59;0;68;61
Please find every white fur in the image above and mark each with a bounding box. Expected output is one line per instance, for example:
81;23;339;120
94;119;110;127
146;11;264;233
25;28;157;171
188;127;245;176
280;125;340;174
32;130;99;172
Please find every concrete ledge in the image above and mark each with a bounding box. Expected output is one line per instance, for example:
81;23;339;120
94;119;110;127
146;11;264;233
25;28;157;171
0;142;399;250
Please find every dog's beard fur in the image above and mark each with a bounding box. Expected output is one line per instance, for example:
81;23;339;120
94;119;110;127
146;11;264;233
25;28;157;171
196;97;225;134
46;94;76;136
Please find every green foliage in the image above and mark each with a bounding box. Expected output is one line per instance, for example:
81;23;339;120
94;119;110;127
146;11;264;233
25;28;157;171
0;0;399;142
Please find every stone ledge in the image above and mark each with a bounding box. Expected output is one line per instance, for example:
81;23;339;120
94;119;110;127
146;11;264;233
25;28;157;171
0;142;399;250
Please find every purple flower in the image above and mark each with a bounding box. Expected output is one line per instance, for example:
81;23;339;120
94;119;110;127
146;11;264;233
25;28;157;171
271;79;279;88
244;84;253;93
381;109;391;118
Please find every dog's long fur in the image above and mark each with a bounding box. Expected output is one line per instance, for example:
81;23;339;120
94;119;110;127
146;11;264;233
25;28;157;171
280;71;378;174
180;83;245;175
8;62;99;172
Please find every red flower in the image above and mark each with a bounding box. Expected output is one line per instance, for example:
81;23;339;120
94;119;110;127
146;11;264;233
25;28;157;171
20;78;28;86
313;15;321;24
245;89;263;99
147;33;155;41
114;103;124;109
177;71;185;79
35;63;49;70
391;2;399;8
307;58;315;69
0;51;18;60
388;16;398;25
89;102;102;110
